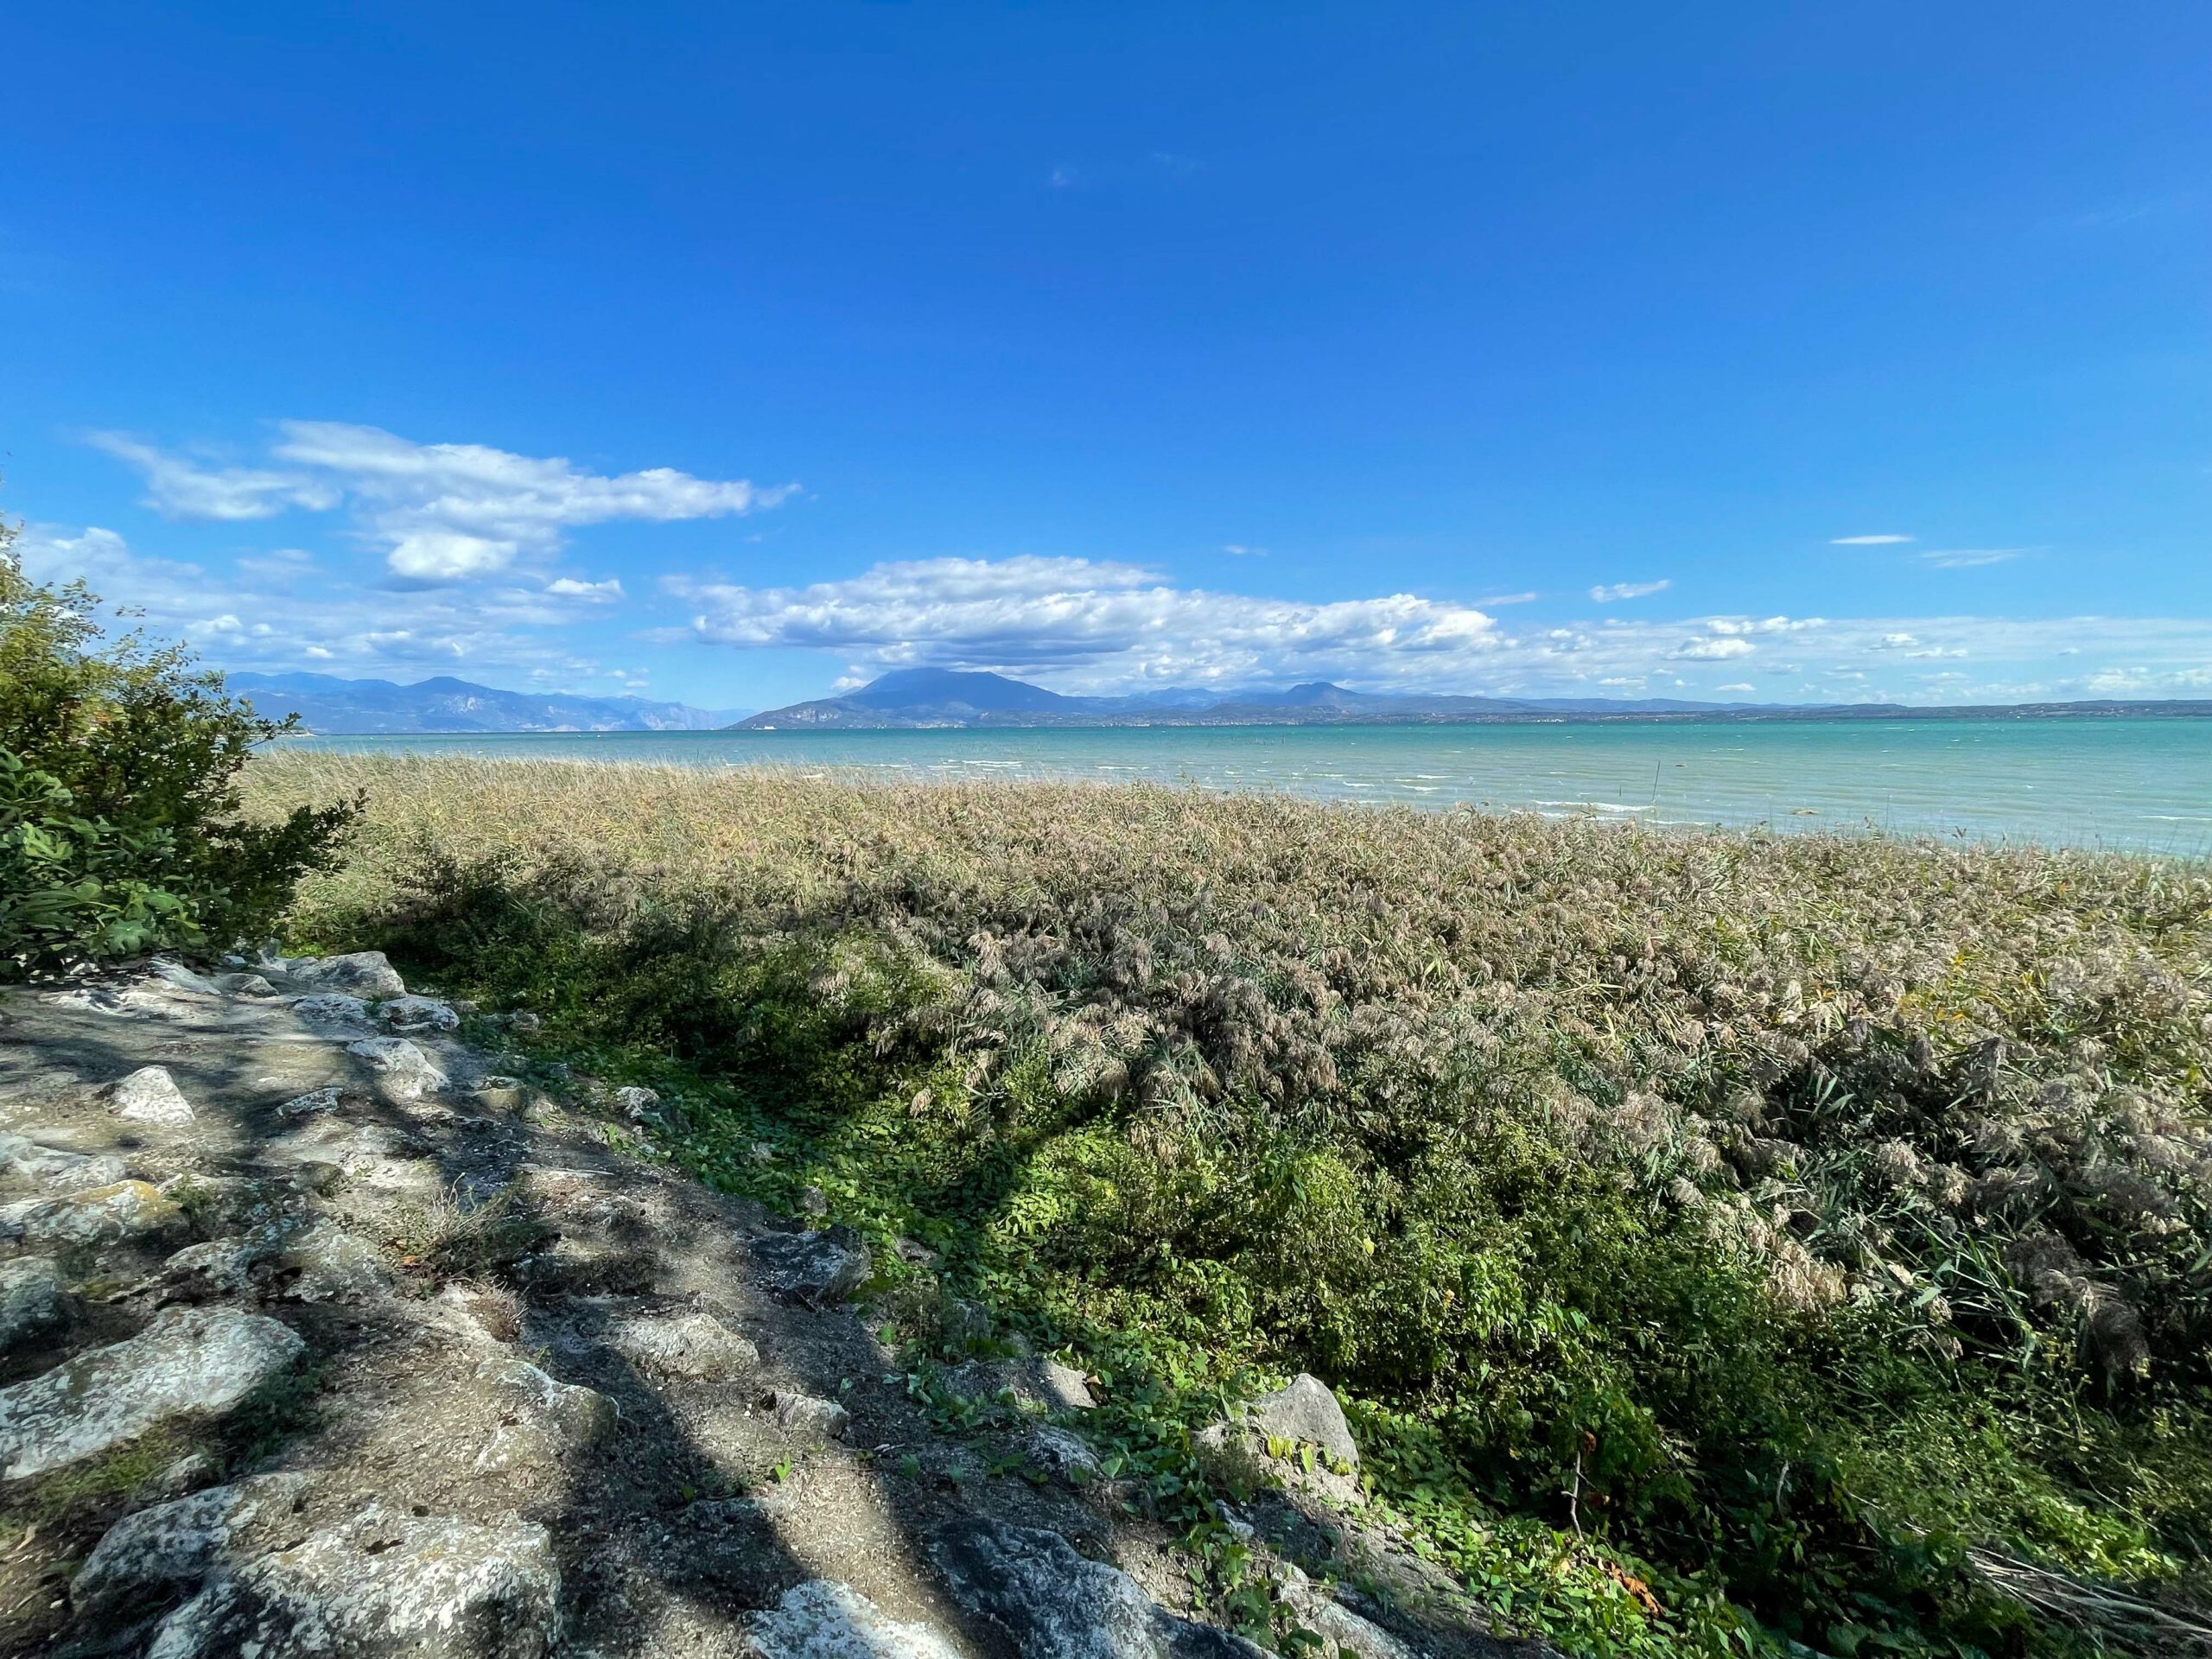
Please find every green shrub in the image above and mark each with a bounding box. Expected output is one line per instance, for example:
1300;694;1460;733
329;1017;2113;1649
0;518;358;976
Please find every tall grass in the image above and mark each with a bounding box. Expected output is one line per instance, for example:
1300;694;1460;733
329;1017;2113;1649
250;753;2212;1656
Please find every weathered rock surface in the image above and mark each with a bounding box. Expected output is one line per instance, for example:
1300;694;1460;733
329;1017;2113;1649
284;950;407;1000
944;1357;1096;1414
0;1256;73;1355
0;1306;304;1481
106;1065;198;1126
752;1226;873;1306
345;1036;449;1099
1271;1563;1420;1659
290;994;375;1032
1027;1424;1103;1482
771;1389;850;1441
0;1132;129;1192
72;1472;310;1624
146;1505;559;1659
472;1356;617;1472
1245;1374;1359;1471
379;995;461;1034
932;1516;1264;1658
602;1307;760;1380
0;1179;184;1251
746;1580;964;1659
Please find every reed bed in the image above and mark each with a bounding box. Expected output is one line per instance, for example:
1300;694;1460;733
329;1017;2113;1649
250;751;2212;1656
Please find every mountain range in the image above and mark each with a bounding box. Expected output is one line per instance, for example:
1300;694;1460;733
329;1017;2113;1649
232;672;745;734
734;668;2212;729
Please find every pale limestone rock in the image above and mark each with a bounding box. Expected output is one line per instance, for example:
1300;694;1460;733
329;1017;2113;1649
286;950;406;999
0;1131;128;1192
107;1065;196;1126
747;1580;963;1659
73;1472;309;1623
472;1356;616;1473
602;1307;760;1380
931;1516;1262;1658
378;995;460;1034
0;1179;184;1250
1244;1373;1359;1470
771;1389;849;1441
0;1306;304;1481
346;1037;449;1099
146;1505;558;1659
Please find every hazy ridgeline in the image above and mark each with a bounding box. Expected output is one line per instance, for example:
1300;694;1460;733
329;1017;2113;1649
250;752;2212;1655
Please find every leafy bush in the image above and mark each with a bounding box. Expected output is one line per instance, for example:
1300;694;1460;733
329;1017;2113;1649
0;518;358;976
254;753;2212;1655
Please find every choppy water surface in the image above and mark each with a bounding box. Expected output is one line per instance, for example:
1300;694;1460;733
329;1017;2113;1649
289;719;2212;854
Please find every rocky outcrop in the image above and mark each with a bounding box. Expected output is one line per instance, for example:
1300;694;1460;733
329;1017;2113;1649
0;1179;185;1251
932;1516;1265;1658
71;1472;311;1625
0;1256;73;1355
602;1307;760;1380
751;1226;873;1306
280;950;407;1000
147;1505;559;1658
747;1580;964;1659
0;1306;304;1481
1245;1374;1359;1471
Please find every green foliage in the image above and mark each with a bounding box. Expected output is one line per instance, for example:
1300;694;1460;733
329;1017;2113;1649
0;520;358;975
256;753;2212;1656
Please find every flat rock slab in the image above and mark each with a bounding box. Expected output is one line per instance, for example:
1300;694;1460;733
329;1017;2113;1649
73;1472;310;1624
0;1306;305;1482
378;995;460;1034
0;1131;129;1193
746;1580;963;1659
751;1227;873;1306
0;1179;185;1252
931;1517;1262;1659
147;1505;558;1659
601;1307;760;1380
472;1357;617;1473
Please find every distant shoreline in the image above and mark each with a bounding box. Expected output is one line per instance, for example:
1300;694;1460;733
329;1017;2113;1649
281;700;2212;738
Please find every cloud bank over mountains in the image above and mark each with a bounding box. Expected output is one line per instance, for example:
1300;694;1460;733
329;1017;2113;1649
15;420;2210;707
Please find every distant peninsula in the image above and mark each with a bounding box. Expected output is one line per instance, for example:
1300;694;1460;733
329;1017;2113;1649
734;667;2212;730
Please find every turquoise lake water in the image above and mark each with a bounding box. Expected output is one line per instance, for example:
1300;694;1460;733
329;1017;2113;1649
289;719;2212;854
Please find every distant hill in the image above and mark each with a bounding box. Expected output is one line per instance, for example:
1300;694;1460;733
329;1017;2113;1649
735;670;2212;730
232;672;747;734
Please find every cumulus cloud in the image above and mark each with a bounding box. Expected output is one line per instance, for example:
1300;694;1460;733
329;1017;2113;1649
1590;579;1671;601
668;553;2212;700
675;556;1503;688
1670;636;1755;660
13;522;637;686
91;423;792;582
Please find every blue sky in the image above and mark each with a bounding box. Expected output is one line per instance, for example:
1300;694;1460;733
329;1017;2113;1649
4;1;2208;709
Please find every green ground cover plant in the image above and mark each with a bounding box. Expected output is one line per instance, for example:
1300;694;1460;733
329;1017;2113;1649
250;751;2212;1656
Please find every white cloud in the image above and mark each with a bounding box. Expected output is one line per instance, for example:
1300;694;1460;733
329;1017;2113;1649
92;423;792;582
1831;533;1914;546
13;522;637;689
1590;579;1671;601
1222;543;1267;557
1716;683;1755;692
86;432;341;521
675;556;1504;688
1921;548;2024;569
545;576;624;601
663;553;2212;699
1670;636;1755;660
